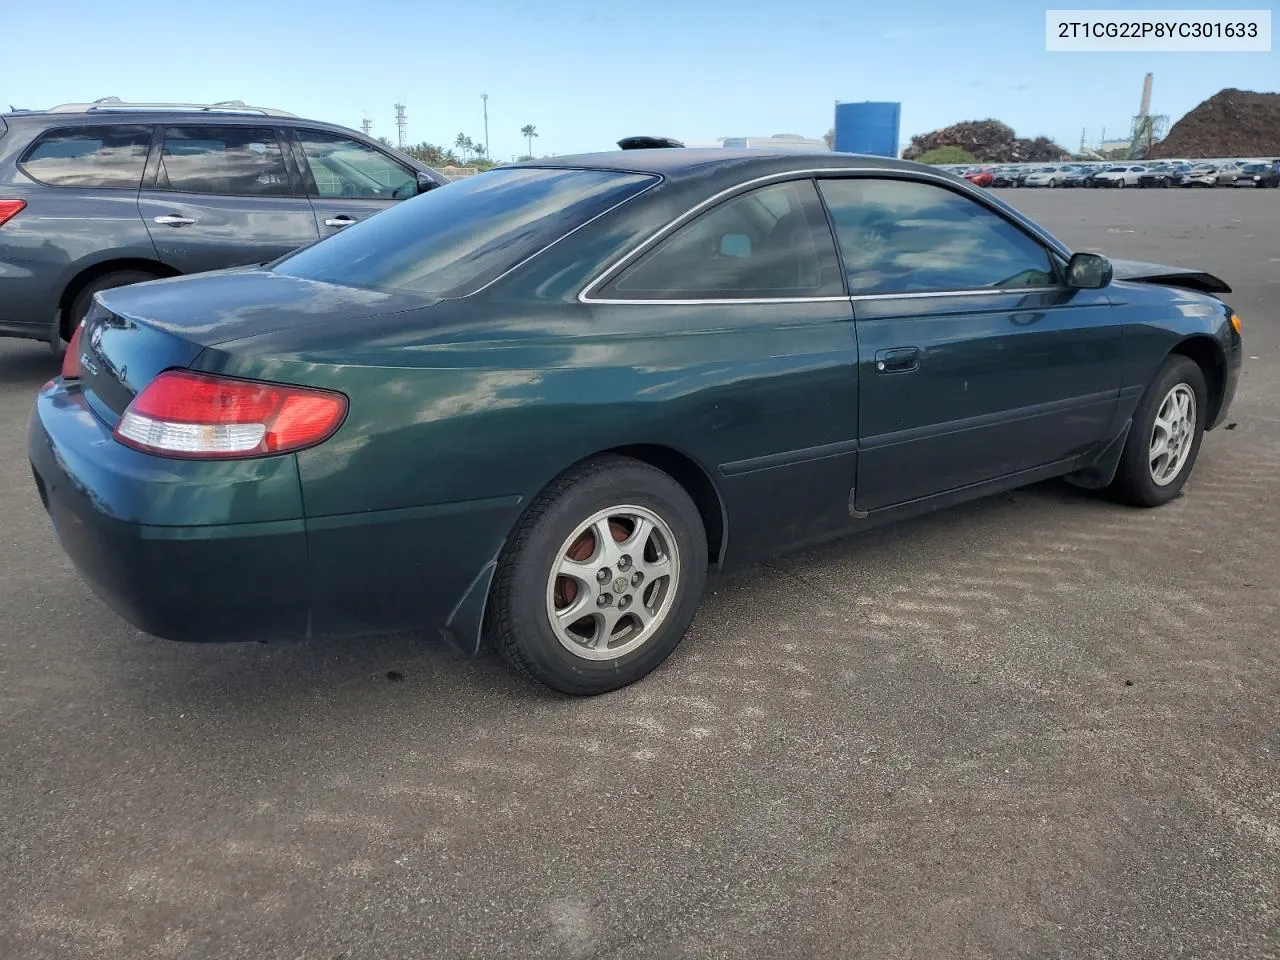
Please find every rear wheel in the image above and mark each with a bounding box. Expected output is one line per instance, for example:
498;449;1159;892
57;269;162;355
487;456;708;695
1110;355;1207;507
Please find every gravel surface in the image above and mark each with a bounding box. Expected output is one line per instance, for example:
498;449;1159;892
1;188;1277;960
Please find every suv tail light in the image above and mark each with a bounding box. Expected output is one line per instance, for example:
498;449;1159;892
61;323;84;379
114;371;347;459
0;199;26;227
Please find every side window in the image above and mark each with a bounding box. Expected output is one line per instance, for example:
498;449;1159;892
19;125;152;188
294;131;416;200
156;127;291;197
603;180;843;300
818;178;1056;295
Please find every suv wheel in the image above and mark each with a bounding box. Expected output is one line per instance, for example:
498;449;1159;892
55;269;162;355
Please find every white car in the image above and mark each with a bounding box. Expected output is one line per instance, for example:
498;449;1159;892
1022;165;1075;188
1092;165;1145;188
1179;166;1218;187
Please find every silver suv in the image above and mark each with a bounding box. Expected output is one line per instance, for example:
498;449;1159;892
0;98;446;350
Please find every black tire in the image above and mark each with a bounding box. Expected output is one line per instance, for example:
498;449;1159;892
487;455;708;695
1110;355;1208;507
61;269;161;348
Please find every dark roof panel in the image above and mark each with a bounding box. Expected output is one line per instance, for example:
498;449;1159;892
521;148;923;177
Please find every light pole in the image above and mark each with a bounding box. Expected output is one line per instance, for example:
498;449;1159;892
481;94;490;162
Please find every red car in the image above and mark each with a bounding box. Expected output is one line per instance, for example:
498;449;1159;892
963;169;994;187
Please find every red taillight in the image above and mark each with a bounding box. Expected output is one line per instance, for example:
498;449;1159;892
0;199;25;227
61;323;84;379
113;371;347;459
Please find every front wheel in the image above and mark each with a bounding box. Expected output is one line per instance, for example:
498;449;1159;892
487;456;708;695
1110;355;1207;507
1116;178;1125;189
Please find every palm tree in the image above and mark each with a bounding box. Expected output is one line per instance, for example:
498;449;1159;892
455;132;469;162
520;124;538;158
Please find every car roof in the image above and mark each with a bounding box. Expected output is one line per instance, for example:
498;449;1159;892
519;148;925;178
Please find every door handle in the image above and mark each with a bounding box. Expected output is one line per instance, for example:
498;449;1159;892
153;214;196;227
875;347;920;373
324;215;358;228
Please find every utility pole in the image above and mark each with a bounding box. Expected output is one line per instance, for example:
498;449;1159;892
394;100;407;150
361;114;372;137
481;93;490;160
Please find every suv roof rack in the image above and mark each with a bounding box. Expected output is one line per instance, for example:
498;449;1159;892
46;97;298;118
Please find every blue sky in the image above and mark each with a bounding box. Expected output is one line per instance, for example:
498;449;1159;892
4;0;1275;158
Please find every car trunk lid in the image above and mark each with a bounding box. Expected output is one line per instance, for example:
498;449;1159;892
76;269;428;425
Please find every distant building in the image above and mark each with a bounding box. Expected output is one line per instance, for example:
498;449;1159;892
834;102;901;158
717;134;830;152
1097;139;1134;154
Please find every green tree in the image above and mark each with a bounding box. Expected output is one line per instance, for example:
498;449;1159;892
454;133;469;162
520;124;538;157
916;146;977;164
376;136;393;148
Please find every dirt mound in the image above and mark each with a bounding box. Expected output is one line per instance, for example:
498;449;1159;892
1148;89;1280;158
903;120;1069;163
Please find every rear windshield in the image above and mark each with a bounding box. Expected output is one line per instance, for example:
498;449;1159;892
273;167;656;298
19;125;153;188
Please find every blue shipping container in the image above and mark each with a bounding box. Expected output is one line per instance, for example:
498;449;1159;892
834;102;901;158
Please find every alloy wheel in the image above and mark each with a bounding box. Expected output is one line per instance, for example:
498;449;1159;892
1149;383;1197;486
545;505;681;661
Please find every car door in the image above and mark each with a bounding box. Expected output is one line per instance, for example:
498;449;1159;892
137;125;319;274
584;177;859;560
287;129;420;238
817;176;1124;513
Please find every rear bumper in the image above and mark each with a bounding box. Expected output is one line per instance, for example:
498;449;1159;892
29;381;517;650
0;319;52;341
29;384;310;642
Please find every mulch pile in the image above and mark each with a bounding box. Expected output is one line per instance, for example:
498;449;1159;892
1148;89;1280;158
902;120;1069;163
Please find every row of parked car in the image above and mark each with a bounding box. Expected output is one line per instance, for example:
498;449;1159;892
950;159;1280;190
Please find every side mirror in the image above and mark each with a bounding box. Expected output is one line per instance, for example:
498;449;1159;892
416;171;439;195
1066;252;1112;289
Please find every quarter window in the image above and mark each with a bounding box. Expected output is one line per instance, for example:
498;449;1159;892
817;178;1056;295
295;131;416;200
19;125;152;188
156;127;291;197
602;180;844;300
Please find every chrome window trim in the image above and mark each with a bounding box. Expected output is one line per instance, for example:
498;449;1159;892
582;295;852;306
848;285;1062;302
578;167;1073;306
581;287;1064;307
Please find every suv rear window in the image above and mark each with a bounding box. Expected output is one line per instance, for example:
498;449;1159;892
273;167;657;298
19;125;152;188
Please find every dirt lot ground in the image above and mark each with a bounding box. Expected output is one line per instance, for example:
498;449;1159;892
1;188;1277;960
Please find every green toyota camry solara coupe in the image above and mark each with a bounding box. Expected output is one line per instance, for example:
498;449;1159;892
29;147;1242;694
